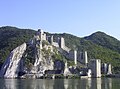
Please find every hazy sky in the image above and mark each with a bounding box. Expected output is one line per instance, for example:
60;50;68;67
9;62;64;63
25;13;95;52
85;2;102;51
0;0;120;39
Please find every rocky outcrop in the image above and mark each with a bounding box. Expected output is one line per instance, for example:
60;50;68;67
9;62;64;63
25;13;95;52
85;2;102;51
30;41;54;76
0;43;26;78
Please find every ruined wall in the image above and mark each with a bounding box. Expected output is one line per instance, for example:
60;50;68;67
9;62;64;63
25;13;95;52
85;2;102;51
88;59;101;77
101;63;112;74
77;51;88;65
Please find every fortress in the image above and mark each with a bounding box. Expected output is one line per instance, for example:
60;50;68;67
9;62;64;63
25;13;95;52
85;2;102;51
34;29;88;66
33;29;112;78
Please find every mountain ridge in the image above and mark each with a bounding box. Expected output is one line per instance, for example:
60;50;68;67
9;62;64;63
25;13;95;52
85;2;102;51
84;31;120;53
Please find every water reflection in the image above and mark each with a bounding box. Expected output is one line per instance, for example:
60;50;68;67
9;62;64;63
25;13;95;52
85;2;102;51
64;79;79;89
1;78;114;89
97;78;101;89
4;79;17;89
103;78;112;89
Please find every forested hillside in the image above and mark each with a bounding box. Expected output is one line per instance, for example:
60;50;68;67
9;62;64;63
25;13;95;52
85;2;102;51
0;26;36;65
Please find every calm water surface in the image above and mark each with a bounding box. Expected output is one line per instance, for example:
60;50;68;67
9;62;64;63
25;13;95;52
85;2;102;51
0;78;120;89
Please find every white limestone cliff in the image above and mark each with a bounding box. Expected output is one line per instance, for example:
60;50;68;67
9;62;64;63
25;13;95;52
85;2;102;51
0;43;26;78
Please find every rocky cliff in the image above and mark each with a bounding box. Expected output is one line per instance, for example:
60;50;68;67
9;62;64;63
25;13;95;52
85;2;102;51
30;40;54;76
0;39;55;78
0;43;26;78
0;30;73;78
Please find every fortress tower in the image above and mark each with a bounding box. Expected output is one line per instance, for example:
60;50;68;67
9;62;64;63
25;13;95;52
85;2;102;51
59;37;65;49
74;50;77;65
34;29;47;50
101;63;112;75
37;29;46;41
84;51;88;65
78;51;88;65
88;59;101;77
107;64;112;75
50;35;54;45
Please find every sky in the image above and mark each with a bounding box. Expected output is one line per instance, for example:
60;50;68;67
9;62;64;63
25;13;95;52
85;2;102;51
0;0;120;39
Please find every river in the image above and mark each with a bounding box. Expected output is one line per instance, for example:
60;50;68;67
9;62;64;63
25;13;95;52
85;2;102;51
0;78;119;89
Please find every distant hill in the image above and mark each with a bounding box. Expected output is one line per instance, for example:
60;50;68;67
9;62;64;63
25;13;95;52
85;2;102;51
84;31;120;53
0;26;120;73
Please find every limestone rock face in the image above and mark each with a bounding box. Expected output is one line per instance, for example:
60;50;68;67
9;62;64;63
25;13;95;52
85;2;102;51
33;57;54;75
31;43;54;76
0;43;26;78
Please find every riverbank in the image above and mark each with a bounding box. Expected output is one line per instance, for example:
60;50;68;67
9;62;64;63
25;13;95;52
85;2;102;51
1;73;120;79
